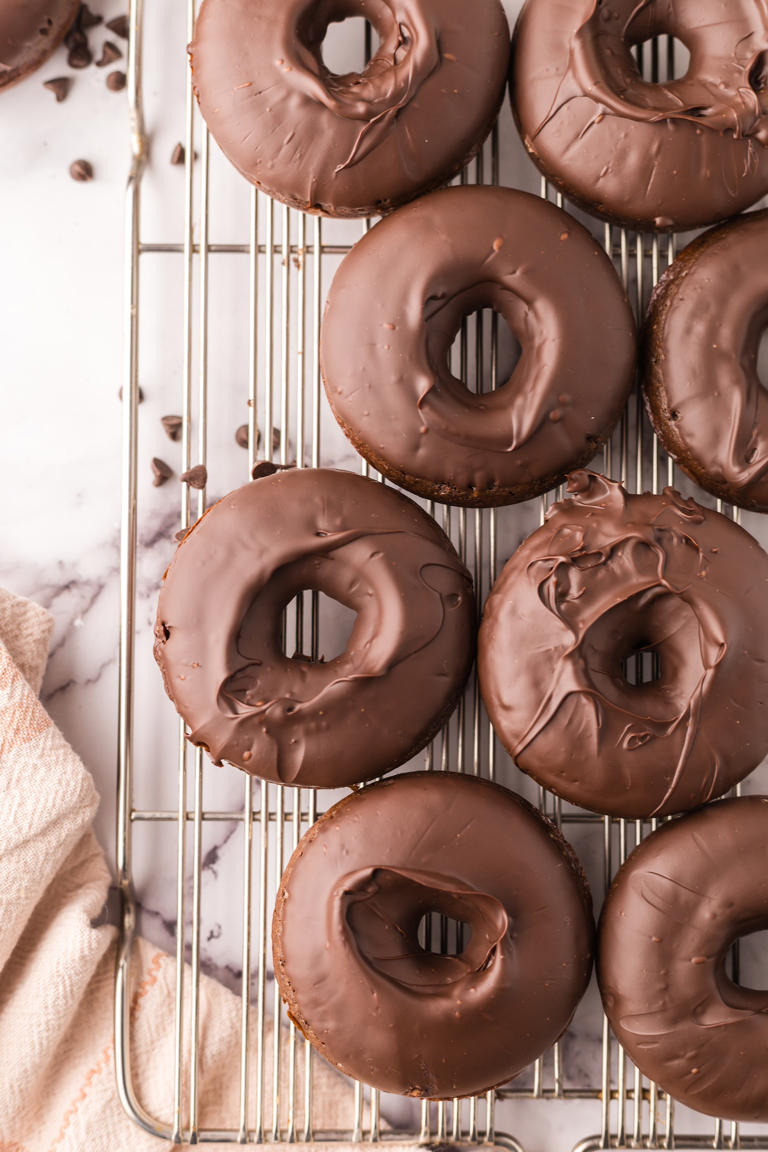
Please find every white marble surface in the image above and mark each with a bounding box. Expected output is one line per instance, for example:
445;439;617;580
2;3;768;1149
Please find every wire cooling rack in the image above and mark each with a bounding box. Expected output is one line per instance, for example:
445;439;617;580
116;2;768;1147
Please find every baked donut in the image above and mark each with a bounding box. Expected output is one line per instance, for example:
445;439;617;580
321;186;635;507
478;471;768;818
154;467;474;789
511;0;768;232
644;209;768;512
0;0;79;90
188;0;510;218
273;771;594;1098
600;797;768;1122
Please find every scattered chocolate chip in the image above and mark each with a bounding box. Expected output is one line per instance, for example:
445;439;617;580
272;428;281;452
105;14;129;39
43;76;72;102
152;457;173;487
181;464;208;490
64;23;86;48
67;39;92;68
174;528;188;543
97;40;122;66
170;142;185;166
251;461;293;480
118;385;144;402
106;69;126;91
69;158;94;182
78;3;102;29
161;414;183;441
235;424;249;448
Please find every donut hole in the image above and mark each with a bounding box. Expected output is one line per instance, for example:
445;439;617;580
758;327;768;391
282;590;357;663
320;16;380;76
749;51;768;95
427;284;526;398
448;307;522;395
418;910;473;957
581;589;706;722
344;868;507;989
731;928;768;991
632;35;691;84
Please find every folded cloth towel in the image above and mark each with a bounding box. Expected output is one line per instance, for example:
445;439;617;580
0;587;386;1149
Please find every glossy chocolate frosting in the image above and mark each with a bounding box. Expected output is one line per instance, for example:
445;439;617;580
188;0;510;217
273;772;594;1098
478;471;768;818
644;209;768;512
511;0;768;231
154;468;475;789
0;0;78;90
600;797;768;1121
321;186;635;507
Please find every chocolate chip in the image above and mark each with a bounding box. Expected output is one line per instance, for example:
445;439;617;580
181;464;208;490
67;39;92;68
174;528;188;543
152;458;173;487
69;158;94;182
251;461;293;480
161;414;183;441
97;40;122;66
272;428;281;452
170;142;185;166
78;3;102;29
43;77;72;102
235;424;249;448
106;69;126;91
64;23;86;48
118;385;144;402
105;14;129;39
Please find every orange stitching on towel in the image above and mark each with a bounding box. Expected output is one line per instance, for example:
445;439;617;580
46;1042;112;1152
129;950;166;1020
44;951;167;1150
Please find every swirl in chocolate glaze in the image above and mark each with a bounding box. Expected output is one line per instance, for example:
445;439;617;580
154;467;474;789
644;209;768;512
188;0;510;217
273;772;594;1099
0;0;79;90
478;472;768;818
600;797;768;1121
511;0;768;231
321;186;635;506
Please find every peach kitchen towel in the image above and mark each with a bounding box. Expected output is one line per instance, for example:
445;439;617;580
0;586;381;1150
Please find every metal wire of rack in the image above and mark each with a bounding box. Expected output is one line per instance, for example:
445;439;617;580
115;2;768;1148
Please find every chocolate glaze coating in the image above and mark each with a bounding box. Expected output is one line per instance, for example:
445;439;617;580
188;0;510;218
511;0;768;232
154;468;474;789
478;471;768;818
644;210;768;512
0;0;79;90
600;797;768;1121
273;772;594;1098
321;186;635;507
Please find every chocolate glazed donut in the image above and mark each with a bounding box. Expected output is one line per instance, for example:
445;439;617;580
0;0;79;90
644;210;768;512
511;0;768;231
188;0;510;218
273;772;595;1099
154;468;475;789
478;471;768;819
600;797;768;1121
321;186;636;507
